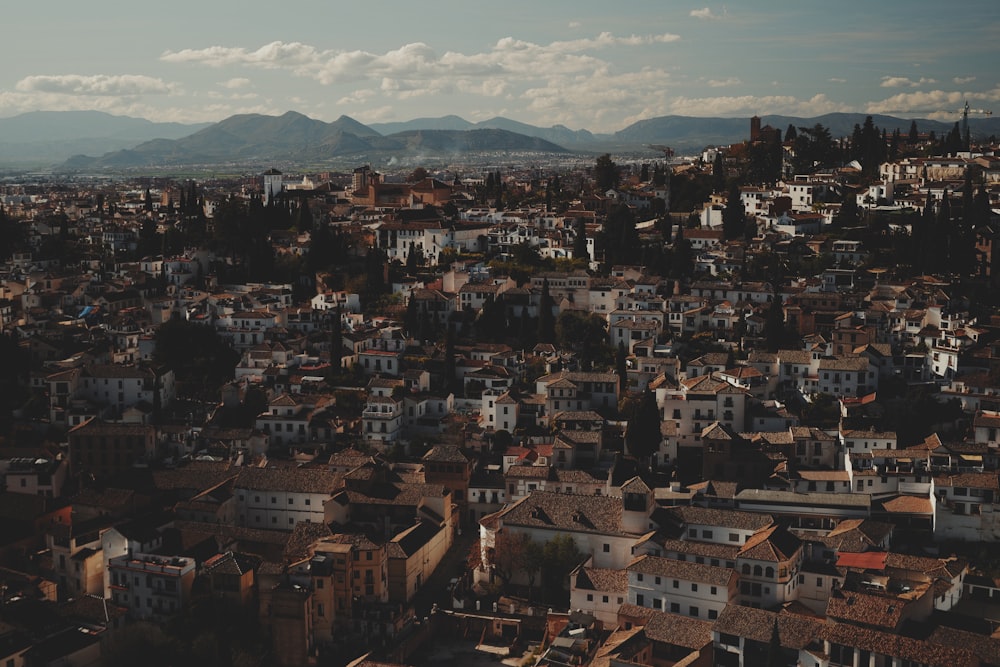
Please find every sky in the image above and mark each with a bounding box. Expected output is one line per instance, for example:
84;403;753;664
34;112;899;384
1;1;997;133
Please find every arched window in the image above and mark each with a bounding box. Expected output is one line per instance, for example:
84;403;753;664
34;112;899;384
742;564;751;575
753;565;763;577
765;567;775;579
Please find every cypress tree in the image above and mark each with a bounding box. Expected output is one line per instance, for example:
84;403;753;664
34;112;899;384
537;278;555;344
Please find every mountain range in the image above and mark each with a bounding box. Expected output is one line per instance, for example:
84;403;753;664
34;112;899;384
1;109;998;171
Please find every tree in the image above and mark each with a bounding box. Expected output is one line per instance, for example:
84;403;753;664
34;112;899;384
593;154;620;191
522;539;546;601
154;319;239;396
908;120;919;145
484;532;543;592
764;295;787;353
723;182;746;240
537;278;556;344
541;535;584;605
616;342;628;394
765;618;784;667
712;152;726;192
407;166;429;182
572;217;589;261
555;311;611;370
626;389;661;465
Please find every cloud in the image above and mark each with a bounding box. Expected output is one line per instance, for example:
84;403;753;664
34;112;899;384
15;74;175;96
668;93;849;117
161;32;680;88
866;88;1000;115
568;21;581;29
953;76;976;84
220;77;251;89
828;77;847;83
690;7;722;19
707;77;741;88
880;76;937;88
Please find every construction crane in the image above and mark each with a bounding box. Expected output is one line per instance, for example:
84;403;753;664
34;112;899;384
648;145;674;159
881;101;992;143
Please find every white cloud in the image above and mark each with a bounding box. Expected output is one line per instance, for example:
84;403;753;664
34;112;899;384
690;7;721;19
568;21;581;29
707;77;740;88
880;76;937;88
828;77;847;83
161;32;680;90
668;93;848;117
15;74;175;96
954;76;976;84
220;77;252;89
866;88;1000;115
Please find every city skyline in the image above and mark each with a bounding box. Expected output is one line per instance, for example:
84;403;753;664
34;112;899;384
2;0;997;133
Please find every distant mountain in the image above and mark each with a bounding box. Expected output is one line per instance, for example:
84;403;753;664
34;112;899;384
386;129;569;154
369;115;474;134
371;115;601;148
58;112;569;170
0;110;211;166
614;113;1000;152
40;108;1000;171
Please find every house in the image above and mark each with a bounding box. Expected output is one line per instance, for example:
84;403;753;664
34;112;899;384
626;554;737;621
107;553;195;621
234;466;342;530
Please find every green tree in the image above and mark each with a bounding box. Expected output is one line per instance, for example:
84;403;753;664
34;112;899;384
555;311;611;370
572;217;589;261
541;534;584;605
763;295;787;353
626;389;661;465
712;152;726;192
766;618;784;667
593;154;620;191
616;342;628;394
537;278;556;344
154;319;239;397
723;182;746;240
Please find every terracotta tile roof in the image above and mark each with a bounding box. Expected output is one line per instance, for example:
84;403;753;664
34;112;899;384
497;491;626;535
642;610;712;648
235;466;342;495
878;495;933;515
659;538;740;562
627;554;734;587
666;506;773;532
575;567;628;593
713;605;823;650
737;525;801;562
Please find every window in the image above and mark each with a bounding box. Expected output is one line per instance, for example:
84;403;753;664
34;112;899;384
708;609;718;620
670;602;679;613
602;595;609;603
603;543;610;553
636;594;645;606
653;598;662;609
689;606;698;617
586;594;593;602
710;586;717;595
701;530;713;539
637;573;644;582
728;533;739;542
688;529;697;538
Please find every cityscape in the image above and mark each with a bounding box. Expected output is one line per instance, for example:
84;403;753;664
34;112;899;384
3;3;1000;667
